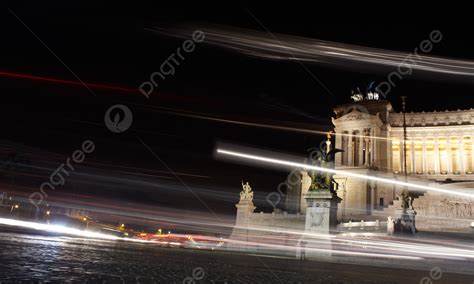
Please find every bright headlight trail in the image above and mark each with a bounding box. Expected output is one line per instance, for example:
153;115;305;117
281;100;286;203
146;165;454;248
0;217;147;243
217;148;474;199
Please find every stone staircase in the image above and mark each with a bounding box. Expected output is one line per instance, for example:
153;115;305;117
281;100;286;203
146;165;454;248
371;192;425;219
372;190;474;232
370;199;401;220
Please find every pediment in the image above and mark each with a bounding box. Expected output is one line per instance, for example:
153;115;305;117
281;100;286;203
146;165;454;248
337;109;374;121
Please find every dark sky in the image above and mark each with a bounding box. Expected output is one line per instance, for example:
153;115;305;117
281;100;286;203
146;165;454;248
2;5;474;222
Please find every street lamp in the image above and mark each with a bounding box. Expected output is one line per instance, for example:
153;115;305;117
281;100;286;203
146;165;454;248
83;217;89;230
46;210;51;216
10;204;19;212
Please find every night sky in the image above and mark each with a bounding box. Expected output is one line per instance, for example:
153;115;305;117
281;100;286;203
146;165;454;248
2;5;474;221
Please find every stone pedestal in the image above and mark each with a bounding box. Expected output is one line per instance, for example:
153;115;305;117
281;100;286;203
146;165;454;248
235;200;256;228
297;190;341;260
391;208;417;235
228;200;256;251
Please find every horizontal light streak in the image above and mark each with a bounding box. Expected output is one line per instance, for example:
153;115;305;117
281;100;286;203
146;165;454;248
153;26;474;77
0;217;147;243
0;71;137;93
217;148;474;199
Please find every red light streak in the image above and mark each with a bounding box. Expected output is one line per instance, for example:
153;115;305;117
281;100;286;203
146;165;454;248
0;71;138;94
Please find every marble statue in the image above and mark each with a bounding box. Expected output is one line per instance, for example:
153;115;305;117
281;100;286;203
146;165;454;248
387;216;395;235
240;181;254;202
308;132;343;193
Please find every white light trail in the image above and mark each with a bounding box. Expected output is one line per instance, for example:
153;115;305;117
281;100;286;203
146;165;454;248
0;217;147;243
225;237;424;260
231;225;474;260
152;26;474;77
217;148;474;199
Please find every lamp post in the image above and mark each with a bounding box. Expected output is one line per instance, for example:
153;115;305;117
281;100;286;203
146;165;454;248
44;210;51;224
83;217;90;230
10;204;20;219
10;204;19;213
391;96;416;235
401;96;409;209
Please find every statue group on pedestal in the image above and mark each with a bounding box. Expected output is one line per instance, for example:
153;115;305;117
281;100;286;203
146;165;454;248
239;181;254;202
308;133;343;194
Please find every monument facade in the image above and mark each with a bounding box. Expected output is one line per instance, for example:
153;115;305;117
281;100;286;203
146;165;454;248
332;90;474;231
229;89;474;254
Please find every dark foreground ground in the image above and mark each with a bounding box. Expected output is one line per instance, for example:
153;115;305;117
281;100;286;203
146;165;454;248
0;232;472;283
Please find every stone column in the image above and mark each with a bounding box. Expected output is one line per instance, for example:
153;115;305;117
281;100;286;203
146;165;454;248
371;128;377;167
347;132;353;166
434;137;440;173
400;135;405;173
422;136;427;173
470;134;474;173
364;137;370;167
471;135;474;173
358;132;364;167
335;130;343;167
458;137;464;174
411;139;415;173
370;182;375;211
447;137;453;173
386;130;392;172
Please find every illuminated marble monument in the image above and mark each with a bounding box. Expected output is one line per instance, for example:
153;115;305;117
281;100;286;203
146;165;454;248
229;88;474;257
332;90;474;231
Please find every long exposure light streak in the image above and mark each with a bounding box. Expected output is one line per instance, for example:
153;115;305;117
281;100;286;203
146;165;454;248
0;71;138;93
232;225;474;260
217;148;474;199
153;26;474;77
0;217;147;243
227;228;474;263
227;237;424;261
146;105;397;142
